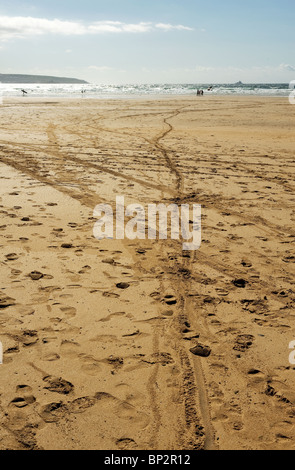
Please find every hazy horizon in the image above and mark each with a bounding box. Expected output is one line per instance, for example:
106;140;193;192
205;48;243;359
0;73;293;86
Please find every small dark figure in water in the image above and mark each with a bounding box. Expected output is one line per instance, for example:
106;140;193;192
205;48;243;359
197;89;204;96
21;89;27;96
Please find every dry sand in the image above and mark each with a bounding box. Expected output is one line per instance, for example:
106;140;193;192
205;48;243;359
0;96;294;450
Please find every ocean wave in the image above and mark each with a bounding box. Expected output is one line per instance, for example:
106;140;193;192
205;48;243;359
0;82;291;98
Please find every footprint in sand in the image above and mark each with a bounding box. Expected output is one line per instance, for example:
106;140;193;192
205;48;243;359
79;354;101;376
102;258;118;266
190;344;212;358
11;330;39;347
103;292;120;299
61;243;73;249
29;271;44;281
17;307;35;317
9;397;36;409
233;334;254;352
5;253;19;261
9;385;36;409
91;334;118;343
232;279;248;288
59;340;81;359
99;312;126;323
40;391;149;429
0;293;16;309
116;438;138;450
161;310;174;317
43;376;74;395
106;356;124;371
247;369;265;381
59;306;77;318
40;402;68;423
143;352;174;366
78;265;91;274
136;249;146;255
241;260;252;268
41;352;60;362
16;385;33;394
162;295;177;306
116;282;130;290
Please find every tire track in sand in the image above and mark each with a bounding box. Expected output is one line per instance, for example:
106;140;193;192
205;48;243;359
151;110;217;450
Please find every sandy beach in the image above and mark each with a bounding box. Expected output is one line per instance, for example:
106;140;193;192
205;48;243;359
0;96;294;450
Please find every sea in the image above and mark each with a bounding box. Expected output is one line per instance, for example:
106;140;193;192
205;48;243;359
0;82;292;99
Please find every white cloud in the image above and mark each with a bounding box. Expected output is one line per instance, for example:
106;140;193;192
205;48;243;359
88;66;113;71
0;16;86;41
195;66;215;73
89;21;153;33
0;16;194;41
155;23;194;32
279;63;295;72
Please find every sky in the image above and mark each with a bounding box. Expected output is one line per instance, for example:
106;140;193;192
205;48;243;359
0;0;294;84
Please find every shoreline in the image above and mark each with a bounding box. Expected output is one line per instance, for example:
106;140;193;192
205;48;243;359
0;95;290;106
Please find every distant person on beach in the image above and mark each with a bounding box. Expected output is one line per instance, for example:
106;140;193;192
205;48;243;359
197;89;204;96
21;89;27;96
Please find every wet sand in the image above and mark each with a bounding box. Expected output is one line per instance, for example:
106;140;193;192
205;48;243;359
0;96;294;450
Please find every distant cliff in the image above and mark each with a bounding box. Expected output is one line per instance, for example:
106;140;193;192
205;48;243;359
0;74;88;84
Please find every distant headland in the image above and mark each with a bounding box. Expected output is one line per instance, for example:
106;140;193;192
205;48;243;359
0;73;88;84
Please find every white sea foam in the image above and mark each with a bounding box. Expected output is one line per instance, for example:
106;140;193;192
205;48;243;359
0;82;291;99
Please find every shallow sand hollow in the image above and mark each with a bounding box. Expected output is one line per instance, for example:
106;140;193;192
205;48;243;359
0;96;294;450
